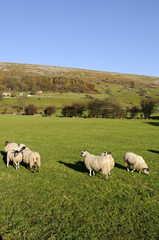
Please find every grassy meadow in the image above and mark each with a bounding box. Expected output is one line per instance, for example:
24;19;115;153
0;115;159;239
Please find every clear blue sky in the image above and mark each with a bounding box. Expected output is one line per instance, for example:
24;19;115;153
1;0;159;77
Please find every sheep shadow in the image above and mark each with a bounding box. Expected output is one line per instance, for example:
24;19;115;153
0;151;7;165
0;151;35;172
58;161;127;175
58;160;110;180
115;163;127;171
19;161;38;173
147;149;159;154
58;160;87;173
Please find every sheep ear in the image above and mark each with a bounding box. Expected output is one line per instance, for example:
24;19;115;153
5;141;9;146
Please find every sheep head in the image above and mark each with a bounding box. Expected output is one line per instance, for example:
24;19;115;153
80;150;87;157
143;168;149;175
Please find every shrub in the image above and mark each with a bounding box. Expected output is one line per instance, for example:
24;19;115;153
61;105;74;117
127;105;140;119
62;103;86;117
101;100;125;119
25;104;38;115
87;99;103;117
44;106;56;117
88;98;125;119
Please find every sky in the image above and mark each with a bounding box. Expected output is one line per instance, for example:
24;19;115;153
1;0;159;77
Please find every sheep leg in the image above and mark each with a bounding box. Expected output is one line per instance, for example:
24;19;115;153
36;166;39;172
126;161;130;171
15;163;18;170
31;166;35;173
106;172;109;180
89;170;92;176
131;169;135;172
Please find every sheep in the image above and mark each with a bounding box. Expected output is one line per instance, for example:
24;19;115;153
4;141;26;152
100;152;113;175
101;151;112;157
80;150;114;180
5;141;18;153
22;147;41;172
124;152;149;174
6;146;26;170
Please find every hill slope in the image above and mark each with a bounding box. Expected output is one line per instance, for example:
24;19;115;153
0;62;159;86
0;62;159;107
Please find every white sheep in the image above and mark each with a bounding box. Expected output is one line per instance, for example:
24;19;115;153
101;151;112;157
4;141;26;152
5;141;18;152
80;150;114;180
22;147;41;172
124;152;149;174
6;146;26;170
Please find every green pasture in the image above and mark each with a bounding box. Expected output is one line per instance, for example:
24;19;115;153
0;87;159;114
0;116;159;239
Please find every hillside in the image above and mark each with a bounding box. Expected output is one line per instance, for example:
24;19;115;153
0;62;159;108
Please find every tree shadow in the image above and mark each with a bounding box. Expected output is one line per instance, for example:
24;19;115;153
147;149;159;154
58;160;87;173
144;122;159;127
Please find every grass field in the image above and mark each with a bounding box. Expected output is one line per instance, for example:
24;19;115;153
0;115;159;240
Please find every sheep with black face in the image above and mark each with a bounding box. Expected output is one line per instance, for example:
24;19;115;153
6;146;26;170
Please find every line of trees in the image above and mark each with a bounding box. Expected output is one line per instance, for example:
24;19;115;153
61;98;157;119
0;76;97;93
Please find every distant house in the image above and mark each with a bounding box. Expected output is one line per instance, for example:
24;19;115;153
36;91;43;94
3;92;11;97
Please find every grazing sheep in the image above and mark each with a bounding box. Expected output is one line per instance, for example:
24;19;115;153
22;147;41;172
80;151;114;180
6;146;26;170
124;152;149;174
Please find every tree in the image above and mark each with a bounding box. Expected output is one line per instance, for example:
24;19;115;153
0;91;3;101
44;106;56;117
140;98;156;119
25;104;38;115
17;96;27;111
